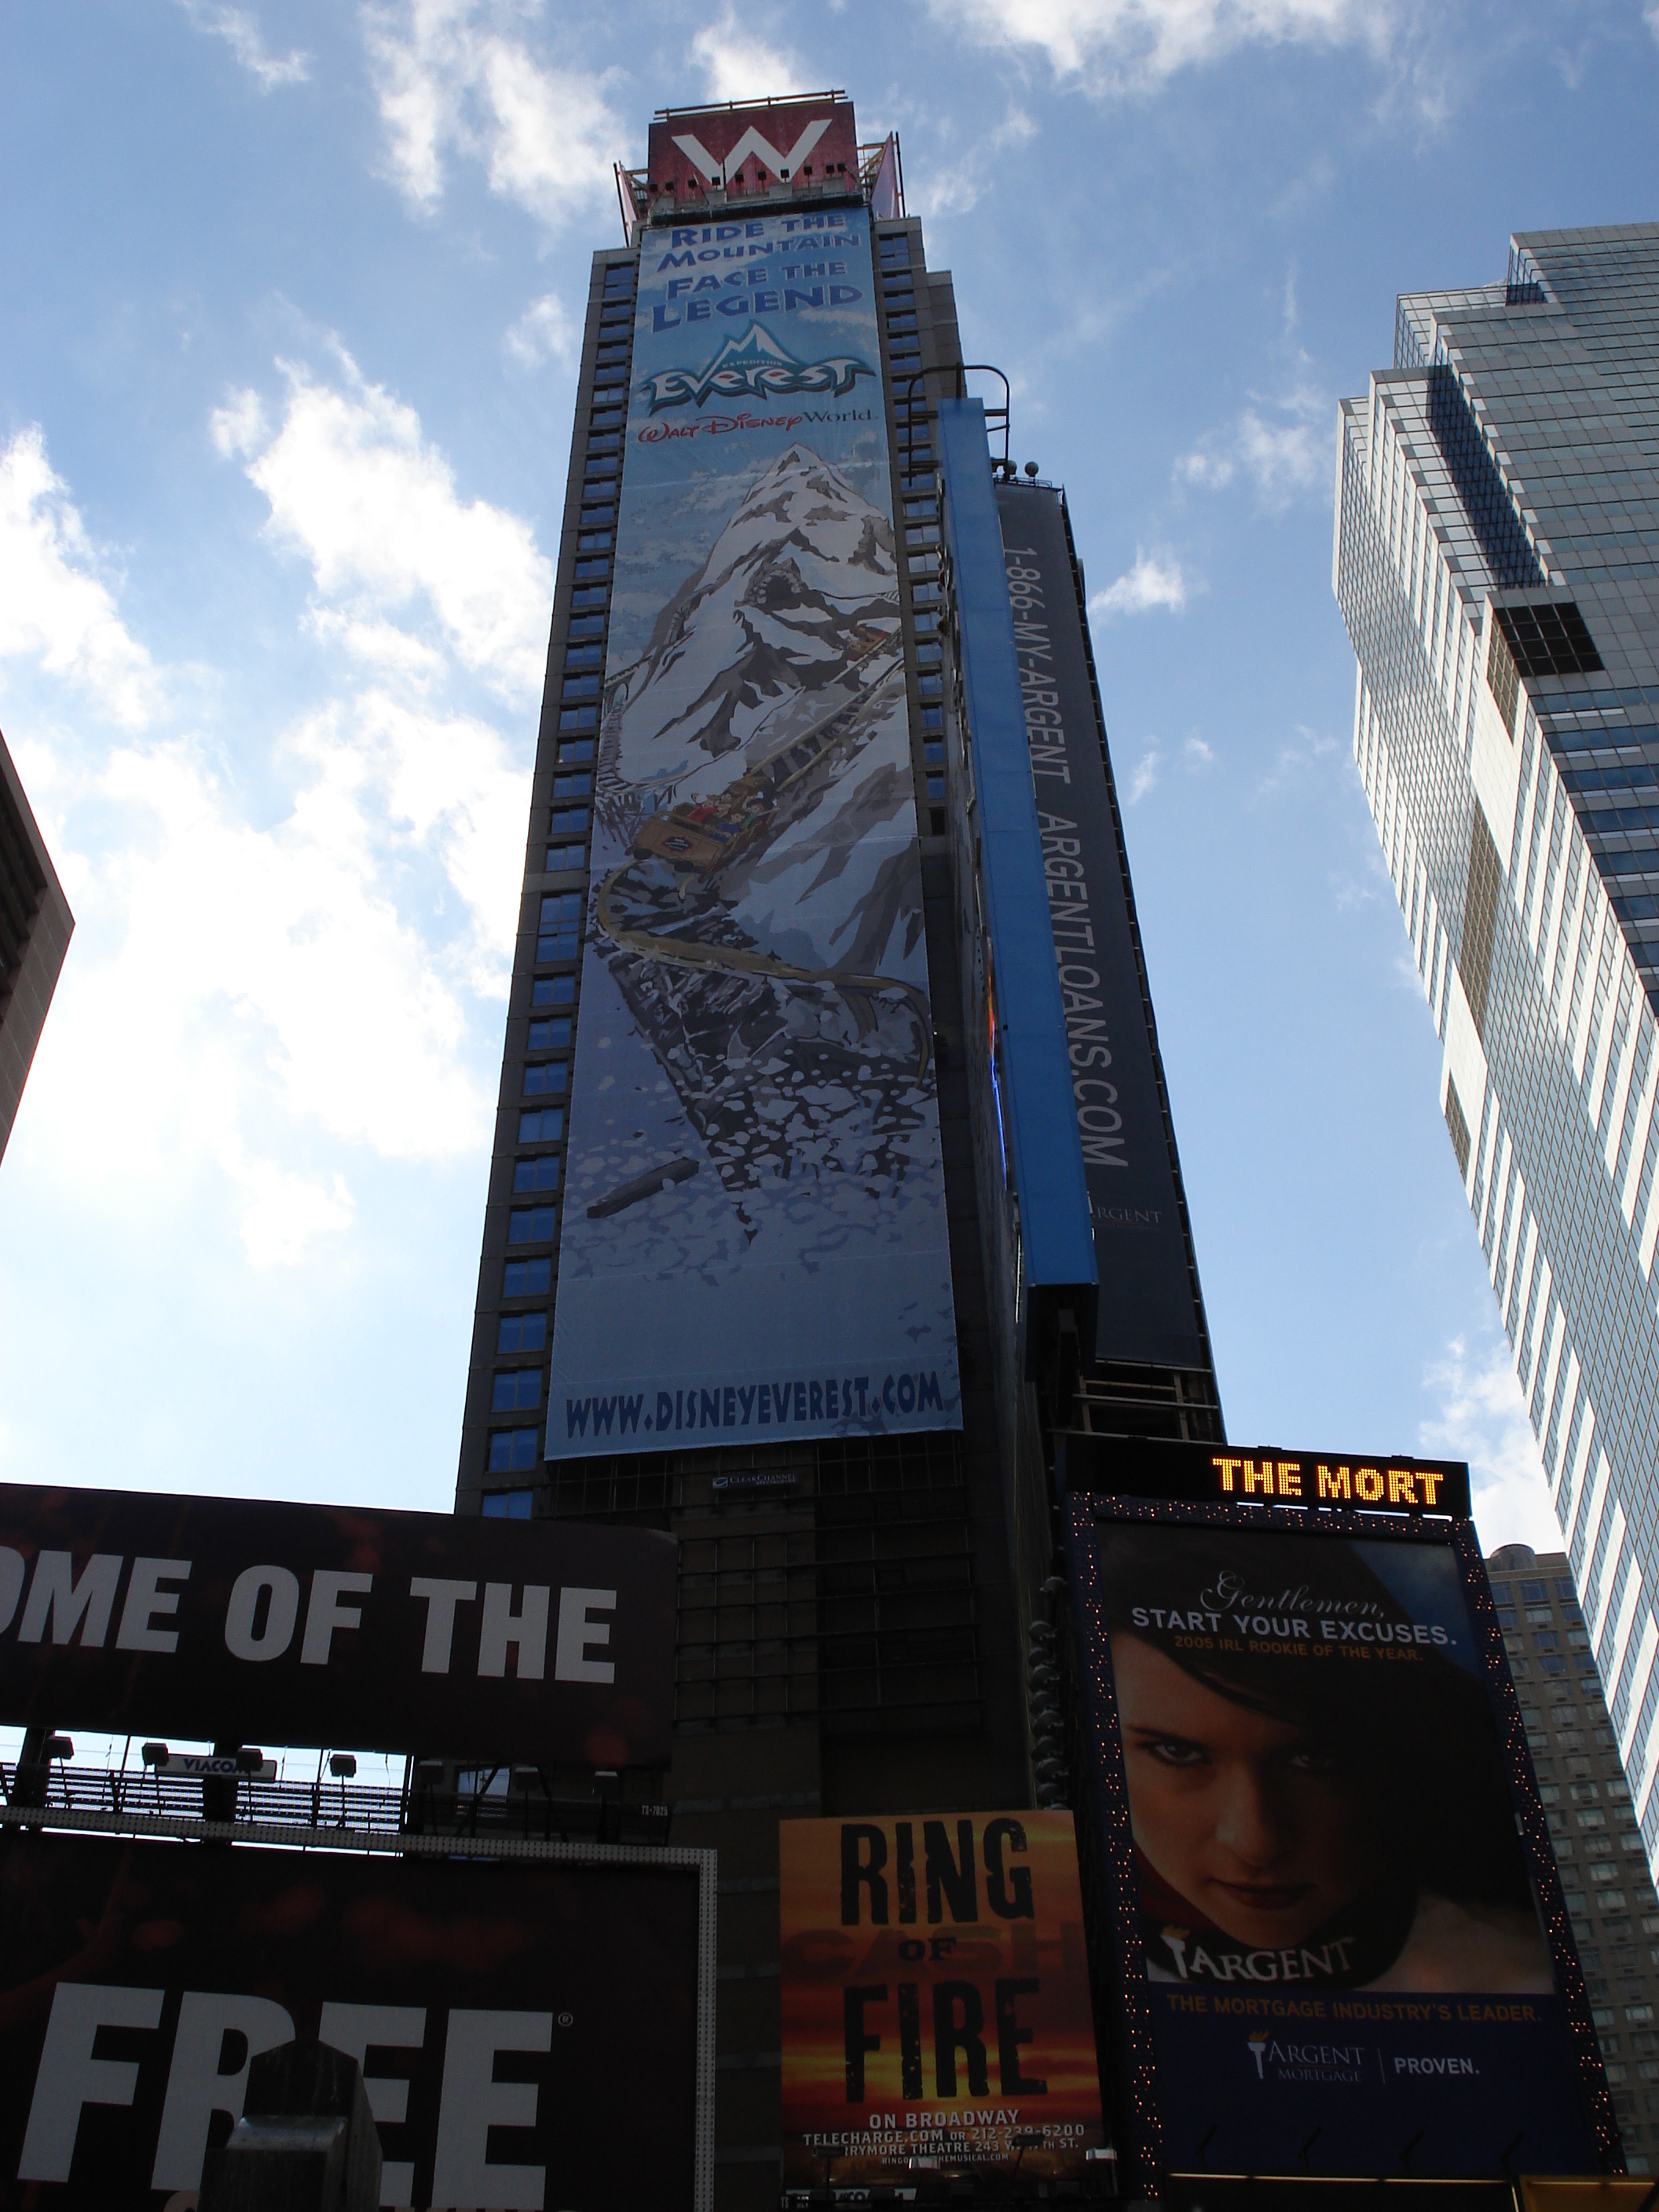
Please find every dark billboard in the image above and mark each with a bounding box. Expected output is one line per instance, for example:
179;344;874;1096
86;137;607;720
994;485;1207;1370
1056;1434;1470;1519
0;1831;707;2211
0;1485;676;1766
1066;1496;1614;2185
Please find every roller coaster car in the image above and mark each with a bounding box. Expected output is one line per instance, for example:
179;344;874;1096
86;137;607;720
632;772;775;877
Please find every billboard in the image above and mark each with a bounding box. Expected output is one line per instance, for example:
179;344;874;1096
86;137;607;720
1055;1434;1471;1519
994;485;1207;1371
0;1484;676;1765
1068;1500;1612;2182
548;207;958;1458
0;1830;709;2210
646;98;861;203
779;1812;1106;2192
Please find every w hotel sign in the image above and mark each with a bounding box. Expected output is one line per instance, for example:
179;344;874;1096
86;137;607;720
646;95;860;200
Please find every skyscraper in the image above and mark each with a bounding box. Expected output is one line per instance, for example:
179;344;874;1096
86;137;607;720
453;91;1215;2199
1489;1540;1659;2170
1333;224;1659;1870
0;726;72;1164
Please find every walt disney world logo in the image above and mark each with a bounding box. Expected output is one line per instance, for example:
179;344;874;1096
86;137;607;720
637;324;873;413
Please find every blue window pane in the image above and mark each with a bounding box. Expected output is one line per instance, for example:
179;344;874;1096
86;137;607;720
509;1207;555;1244
540;893;582;927
1540;1654;1568;1675
545;842;587;873
514;1155;560;1193
562;671;599;697
486;1428;539;1474
920;705;943;731
527;1019;570;1050
503;1258;552;1298
577;533;612;555
482;1488;536;1518
518;1108;565;1144
552;774;591;801
1520;1580;1547;1602
531;976;576;1009
927;775;946;800
497;1313;547;1353
1557;1579;1579;1601
550;807;589;836
557;742;595;767
571;587;608;610
524;1063;567;1097
568;616;605;641
558;707;595;732
492;1370;541;1412
924;742;945;765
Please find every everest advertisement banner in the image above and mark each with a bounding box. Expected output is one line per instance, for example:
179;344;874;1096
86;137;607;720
548;210;958;1459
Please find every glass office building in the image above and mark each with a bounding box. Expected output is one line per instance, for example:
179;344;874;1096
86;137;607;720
1334;225;1659;1865
1489;1540;1659;2167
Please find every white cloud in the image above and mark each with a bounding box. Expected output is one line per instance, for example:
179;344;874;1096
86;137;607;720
2;412;533;1270
361;0;623;227
690;8;808;101
1126;746;1161;803
909;111;1038;220
937;0;1399;91
1176;386;1330;511
1090;548;1188;618
178;2;310;89
1647;0;1659;44
221;352;553;698
1421;1332;1560;1557
0;427;161;728
504;291;577;372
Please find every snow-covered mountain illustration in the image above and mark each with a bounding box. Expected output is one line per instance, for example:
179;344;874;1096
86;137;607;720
582;441;933;1232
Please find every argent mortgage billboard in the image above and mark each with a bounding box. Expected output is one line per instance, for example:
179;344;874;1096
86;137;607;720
1065;1492;1617;2185
548;207;958;1457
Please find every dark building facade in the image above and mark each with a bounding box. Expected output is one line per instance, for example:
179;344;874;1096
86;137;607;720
0;727;71;1164
452;92;1216;2200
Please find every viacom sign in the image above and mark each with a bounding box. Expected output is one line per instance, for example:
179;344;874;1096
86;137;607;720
647;96;860;200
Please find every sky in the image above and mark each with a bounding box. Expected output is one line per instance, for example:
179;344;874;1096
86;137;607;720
2;0;1657;1566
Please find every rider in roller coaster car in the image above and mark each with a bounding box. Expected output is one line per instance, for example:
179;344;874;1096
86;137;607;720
1101;1525;1555;1994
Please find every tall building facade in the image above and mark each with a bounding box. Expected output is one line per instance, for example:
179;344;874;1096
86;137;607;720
1333;224;1659;1866
0;727;71;1163
1489;1540;1659;2170
453;91;1216;2201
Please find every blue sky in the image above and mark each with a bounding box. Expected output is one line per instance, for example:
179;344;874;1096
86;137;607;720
2;0;1657;1557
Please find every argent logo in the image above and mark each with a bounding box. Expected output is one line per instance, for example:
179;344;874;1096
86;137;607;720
1243;2033;1367;2086
638;324;873;414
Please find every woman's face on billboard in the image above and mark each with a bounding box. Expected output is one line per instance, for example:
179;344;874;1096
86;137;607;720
1114;1633;1387;1949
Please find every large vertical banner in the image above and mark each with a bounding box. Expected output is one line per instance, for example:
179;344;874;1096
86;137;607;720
994;485;1207;1372
1085;1516;1605;2178
550;207;958;1457
779;1811;1107;2192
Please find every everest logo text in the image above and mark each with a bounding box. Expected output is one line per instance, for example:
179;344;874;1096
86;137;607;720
639;324;873;413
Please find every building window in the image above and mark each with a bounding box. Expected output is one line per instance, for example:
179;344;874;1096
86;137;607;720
504;1257;552;1298
518;1108;565;1144
514;1154;560;1193
539;892;583;963
552;773;591;800
551;805;589;836
1521;1580;1547;1602
509;1207;555;1244
531;976;574;1009
1445;1078;1471;1177
524;1063;567;1098
492;1370;541;1412
482;1487;536;1518
488;1426;540;1473
925;742;944;765
577;533;611;555
546;842;588;873
927;774;946;801
569;614;605;641
498;1312;546;1353
1495;601;1604;680
527;1019;570;1052
558;706;595;731
562;670;599;697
